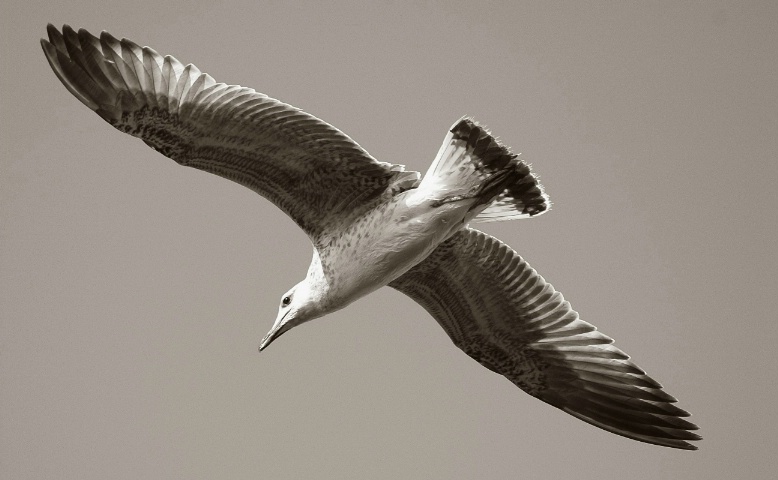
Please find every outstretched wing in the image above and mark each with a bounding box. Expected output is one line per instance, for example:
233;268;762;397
41;24;419;241
390;228;700;450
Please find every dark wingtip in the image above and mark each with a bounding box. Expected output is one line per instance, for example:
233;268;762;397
449;116;519;172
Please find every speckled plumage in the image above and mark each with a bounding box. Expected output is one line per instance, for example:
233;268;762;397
42;24;699;451
390;229;699;449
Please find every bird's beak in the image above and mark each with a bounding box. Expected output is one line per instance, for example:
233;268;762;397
259;310;291;352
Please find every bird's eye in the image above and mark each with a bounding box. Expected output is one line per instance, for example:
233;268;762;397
282;296;291;307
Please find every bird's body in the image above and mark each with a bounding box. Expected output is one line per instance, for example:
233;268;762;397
261;121;539;344
42;24;701;450
278;193;463;327
318;193;465;309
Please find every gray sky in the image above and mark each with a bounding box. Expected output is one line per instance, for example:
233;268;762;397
2;1;776;478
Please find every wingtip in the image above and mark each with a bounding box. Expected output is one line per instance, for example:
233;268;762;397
45;23;66;51
673;434;701;450
563;405;702;450
40;37;58;63
99;30;122;53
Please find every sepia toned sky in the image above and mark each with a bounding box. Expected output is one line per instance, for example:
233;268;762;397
2;1;776;478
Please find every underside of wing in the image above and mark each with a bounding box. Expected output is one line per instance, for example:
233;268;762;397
41;24;420;240
390;228;700;450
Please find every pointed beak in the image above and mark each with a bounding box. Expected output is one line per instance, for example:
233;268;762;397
258;310;291;352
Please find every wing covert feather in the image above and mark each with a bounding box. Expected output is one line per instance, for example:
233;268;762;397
390;228;700;450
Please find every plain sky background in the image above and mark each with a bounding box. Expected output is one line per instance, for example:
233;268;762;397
2;1;776;478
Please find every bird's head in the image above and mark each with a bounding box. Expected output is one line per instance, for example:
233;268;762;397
259;277;325;352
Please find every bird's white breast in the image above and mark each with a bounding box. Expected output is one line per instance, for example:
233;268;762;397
318;190;469;311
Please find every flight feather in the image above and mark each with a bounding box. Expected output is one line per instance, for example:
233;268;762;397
390;229;700;450
41;24;420;241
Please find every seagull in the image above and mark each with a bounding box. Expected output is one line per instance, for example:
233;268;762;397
41;24;700;450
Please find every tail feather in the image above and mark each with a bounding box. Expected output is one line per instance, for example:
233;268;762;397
478;170;549;221
423;117;549;222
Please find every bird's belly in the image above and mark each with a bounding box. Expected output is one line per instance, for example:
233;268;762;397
328;197;467;306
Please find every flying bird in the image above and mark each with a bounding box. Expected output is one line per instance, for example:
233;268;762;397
41;24;700;450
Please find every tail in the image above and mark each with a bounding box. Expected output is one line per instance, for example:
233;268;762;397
420;117;549;222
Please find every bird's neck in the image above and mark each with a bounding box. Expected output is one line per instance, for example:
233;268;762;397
303;249;338;311
305;247;376;315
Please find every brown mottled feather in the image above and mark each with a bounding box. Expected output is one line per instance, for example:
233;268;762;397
41;24;420;242
390;228;700;450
